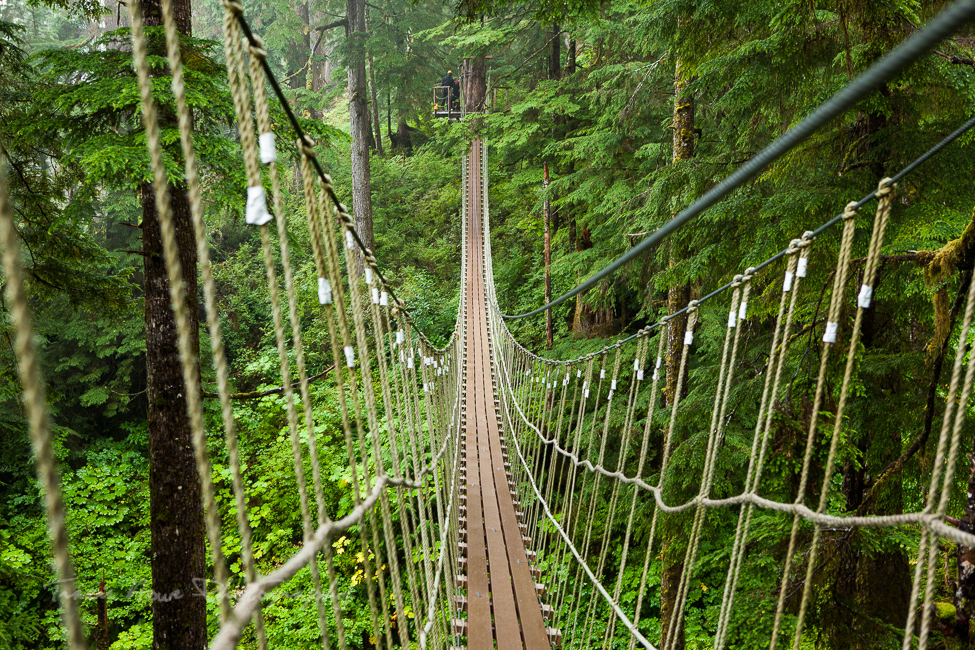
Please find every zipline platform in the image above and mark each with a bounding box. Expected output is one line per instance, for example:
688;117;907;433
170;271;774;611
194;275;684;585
455;140;555;650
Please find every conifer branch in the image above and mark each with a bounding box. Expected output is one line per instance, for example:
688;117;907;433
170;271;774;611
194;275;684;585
203;365;335;400
314;18;349;32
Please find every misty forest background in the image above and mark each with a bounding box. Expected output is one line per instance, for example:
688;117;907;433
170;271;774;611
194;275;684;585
5;0;975;648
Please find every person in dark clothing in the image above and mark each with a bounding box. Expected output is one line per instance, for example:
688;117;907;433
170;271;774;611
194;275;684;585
440;71;455;108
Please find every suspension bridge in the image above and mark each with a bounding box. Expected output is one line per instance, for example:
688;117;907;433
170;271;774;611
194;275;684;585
7;1;975;649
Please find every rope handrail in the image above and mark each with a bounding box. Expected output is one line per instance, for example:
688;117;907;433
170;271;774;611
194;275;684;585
232;12;461;354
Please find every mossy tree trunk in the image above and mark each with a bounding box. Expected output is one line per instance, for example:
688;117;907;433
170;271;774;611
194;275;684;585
543;162;553;349
663;57;694;408
659;55;694;650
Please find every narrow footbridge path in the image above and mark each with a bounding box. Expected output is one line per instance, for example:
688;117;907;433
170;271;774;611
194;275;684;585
456;139;553;650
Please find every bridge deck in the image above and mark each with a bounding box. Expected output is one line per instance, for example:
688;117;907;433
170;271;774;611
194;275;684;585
457;140;551;650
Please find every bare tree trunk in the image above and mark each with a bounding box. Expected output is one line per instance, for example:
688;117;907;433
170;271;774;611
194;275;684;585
549;23;560;81
365;6;384;157
103;0;129;31
290;0;310;91
93;575;109;649
368;61;383;156
543;162;553;349
142;180;206;650
346;0;373;272
136;1;207;646
571;225;595;335
566;35;576;76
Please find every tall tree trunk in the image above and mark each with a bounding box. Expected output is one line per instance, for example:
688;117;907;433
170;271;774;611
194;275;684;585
566;35;576;76
462;57;486;114
663;57;694;405
660;558;685;650
103;0;129;32
137;1;206;646
543;162;553;349
142;179;205;649
549;23;561;81
365;5;384;156
660;55;695;650
289;0;311;91
368;61;383;156
346;0;373;272
571;225;596;335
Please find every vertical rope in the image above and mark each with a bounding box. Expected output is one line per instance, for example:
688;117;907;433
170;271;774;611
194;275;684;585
604;337;650;648
129;0;232;621
791;182;894;649
0;153;87;650
159;0;267;639
714;237;811;649
769;201;859;650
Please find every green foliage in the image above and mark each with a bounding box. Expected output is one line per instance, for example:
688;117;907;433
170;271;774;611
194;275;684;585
5;0;975;647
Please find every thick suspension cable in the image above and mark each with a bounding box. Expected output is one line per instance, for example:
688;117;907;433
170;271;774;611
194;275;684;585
493;112;975;367
497;0;975;321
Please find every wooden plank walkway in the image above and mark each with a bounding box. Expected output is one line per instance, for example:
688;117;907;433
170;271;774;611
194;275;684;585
455;140;553;650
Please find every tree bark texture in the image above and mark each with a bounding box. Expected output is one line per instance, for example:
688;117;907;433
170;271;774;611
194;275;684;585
463;57;486;114
290;0;311;91
140;178;205;648
365;7;384;157
659;55;695;650
137;1;206;646
346;0;374;272
549;23;560;81
659;558;685;650
663;58;694;407
543;162;553;349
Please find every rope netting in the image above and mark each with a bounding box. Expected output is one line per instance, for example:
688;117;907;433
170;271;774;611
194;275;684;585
485;141;975;649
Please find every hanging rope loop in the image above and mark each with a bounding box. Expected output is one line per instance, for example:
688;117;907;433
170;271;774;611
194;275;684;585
221;0;243;15
247;34;267;60
876;177;895;198
297;136;317;159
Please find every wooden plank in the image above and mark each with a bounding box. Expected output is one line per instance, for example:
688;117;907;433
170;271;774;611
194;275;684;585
474;309;522;650
484;373;550;649
468;141;522;650
463;142;492;650
461;138;551;650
